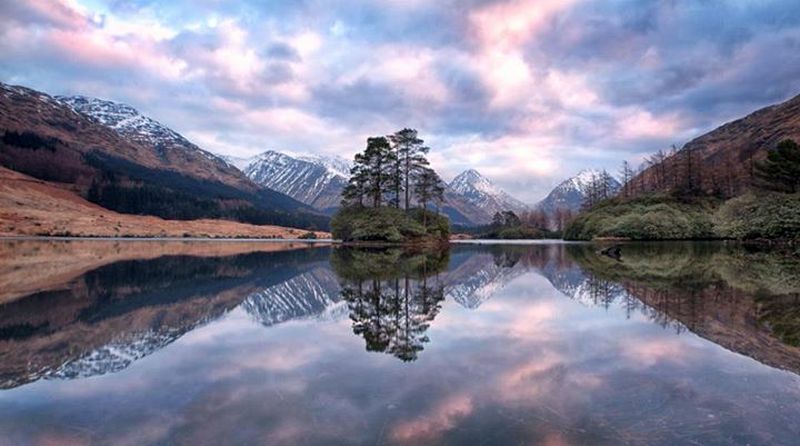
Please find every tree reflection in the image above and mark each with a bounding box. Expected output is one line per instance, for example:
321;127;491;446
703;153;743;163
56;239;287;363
332;247;449;362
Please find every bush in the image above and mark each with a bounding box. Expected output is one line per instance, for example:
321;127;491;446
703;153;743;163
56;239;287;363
331;206;450;243
299;231;318;239
714;192;800;240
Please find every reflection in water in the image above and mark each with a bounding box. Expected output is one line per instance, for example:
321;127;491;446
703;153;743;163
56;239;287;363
0;244;333;388
566;242;800;373
332;248;448;361
0;240;800;444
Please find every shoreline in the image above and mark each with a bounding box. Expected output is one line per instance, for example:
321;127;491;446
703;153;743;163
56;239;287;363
0;235;340;243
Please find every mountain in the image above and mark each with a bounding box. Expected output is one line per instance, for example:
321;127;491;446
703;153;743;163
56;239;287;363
535;169;622;214
237;150;350;211
630;93;800;197
449;169;529;217
56;95;233;178
0;83;327;229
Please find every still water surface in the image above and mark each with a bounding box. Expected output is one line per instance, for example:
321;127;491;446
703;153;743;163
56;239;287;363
0;240;799;445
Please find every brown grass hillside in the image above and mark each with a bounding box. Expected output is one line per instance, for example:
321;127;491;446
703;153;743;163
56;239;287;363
0;166;330;239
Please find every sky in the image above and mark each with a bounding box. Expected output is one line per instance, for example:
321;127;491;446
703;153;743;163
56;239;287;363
2;0;800;203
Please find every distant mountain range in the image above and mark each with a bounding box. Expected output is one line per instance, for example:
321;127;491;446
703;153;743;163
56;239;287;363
225;150;538;225
0;81;625;230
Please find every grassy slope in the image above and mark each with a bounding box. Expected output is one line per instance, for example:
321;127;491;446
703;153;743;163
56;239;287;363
564;192;800;241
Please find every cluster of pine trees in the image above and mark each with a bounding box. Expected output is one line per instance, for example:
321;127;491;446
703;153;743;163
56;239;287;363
342;129;445;211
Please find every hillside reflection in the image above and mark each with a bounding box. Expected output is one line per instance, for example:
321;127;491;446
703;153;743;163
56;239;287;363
0;243;332;388
565;242;800;373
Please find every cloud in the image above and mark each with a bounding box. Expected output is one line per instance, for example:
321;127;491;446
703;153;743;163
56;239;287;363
2;0;800;202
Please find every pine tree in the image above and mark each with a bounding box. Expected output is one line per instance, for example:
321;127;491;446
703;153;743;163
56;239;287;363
342;154;369;207
390;128;430;210
413;167;444;227
350;136;395;207
754;139;800;193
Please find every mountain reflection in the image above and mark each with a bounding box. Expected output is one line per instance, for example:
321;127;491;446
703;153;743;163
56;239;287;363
331;248;449;361
0;243;332;388
1;240;799;391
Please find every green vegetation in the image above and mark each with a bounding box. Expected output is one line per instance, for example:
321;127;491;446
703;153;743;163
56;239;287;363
753;139;800;193
715;192;800;240
565;192;800;241
564;194;717;240
334;128;449;243
331;206;449;243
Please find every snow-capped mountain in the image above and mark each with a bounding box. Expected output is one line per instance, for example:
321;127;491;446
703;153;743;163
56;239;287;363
448;169;529;216
56;95;229;168
232;150;350;211
535;169;621;214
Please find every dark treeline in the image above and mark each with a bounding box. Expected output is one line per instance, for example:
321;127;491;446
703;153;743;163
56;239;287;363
84;152;330;230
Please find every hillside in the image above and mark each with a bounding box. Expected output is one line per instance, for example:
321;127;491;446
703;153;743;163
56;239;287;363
629;93;800;197
0;166;330;239
0;83;327;230
567;93;800;241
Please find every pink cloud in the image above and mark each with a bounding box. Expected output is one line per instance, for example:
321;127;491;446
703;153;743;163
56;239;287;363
390;394;474;442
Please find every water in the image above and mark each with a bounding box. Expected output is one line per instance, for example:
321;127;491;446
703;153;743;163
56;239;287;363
0;239;799;445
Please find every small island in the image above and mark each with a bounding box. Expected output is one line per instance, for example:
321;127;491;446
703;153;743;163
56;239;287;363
331;129;450;244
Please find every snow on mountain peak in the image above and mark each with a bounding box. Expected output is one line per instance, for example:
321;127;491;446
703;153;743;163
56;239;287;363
56;95;227;166
297;153;352;179
235;150;349;209
449;169;528;215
